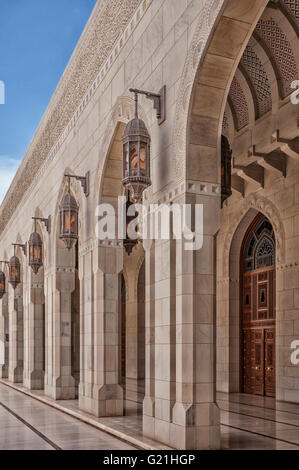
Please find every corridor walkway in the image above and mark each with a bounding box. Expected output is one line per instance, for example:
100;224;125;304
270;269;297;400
0;383;134;450
218;392;299;450
0;382;299;450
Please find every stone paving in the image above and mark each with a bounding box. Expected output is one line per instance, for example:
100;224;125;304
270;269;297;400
1;382;299;450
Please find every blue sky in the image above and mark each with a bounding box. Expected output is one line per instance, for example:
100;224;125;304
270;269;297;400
0;0;97;203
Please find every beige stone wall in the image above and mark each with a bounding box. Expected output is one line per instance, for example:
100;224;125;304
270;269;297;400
0;0;298;450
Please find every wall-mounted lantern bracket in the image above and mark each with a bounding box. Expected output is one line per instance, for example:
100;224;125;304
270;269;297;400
12;243;27;256
32;216;51;234
64;172;89;197
129;86;166;125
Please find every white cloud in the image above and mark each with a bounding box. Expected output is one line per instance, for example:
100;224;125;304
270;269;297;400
0;156;21;205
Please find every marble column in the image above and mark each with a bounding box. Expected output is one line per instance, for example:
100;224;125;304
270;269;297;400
44;268;76;400
78;251;93;413
143;239;156;437
8;282;24;383
122;245;145;415
80;244;123;417
23;269;45;390
170;192;220;449
124;283;139;413
143;190;221;450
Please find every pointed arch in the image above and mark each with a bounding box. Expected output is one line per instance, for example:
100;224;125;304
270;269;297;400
172;0;269;182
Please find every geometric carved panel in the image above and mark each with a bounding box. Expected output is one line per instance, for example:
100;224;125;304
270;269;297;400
241;45;272;117
222;111;229;135
282;0;299;26
229;77;249;130
255;17;298;98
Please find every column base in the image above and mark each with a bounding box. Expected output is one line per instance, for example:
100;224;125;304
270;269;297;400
143;402;221;450
79;383;123;417
24;370;45;390
143;396;155;439
9;367;23;383
171;402;220;449
45;375;76;400
0;365;8;379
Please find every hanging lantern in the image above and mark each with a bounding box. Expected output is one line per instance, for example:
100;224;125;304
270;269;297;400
0;268;5;299
9;251;21;290
123;193;138;256
122;93;151;203
221;135;232;206
29;221;43;274
59;178;79;250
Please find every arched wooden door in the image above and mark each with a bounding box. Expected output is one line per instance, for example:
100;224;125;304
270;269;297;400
241;214;276;397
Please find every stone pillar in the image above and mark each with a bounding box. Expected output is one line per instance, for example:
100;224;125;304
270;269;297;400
143;190;221;450
0;292;9;378
122;245;145;415
171;193;220;449
124;281;139;414
143;239;156;437
23;269;45;390
45;268;76;399
153;237;176;443
78;251;93;413
8;282;24;383
80;244;123;417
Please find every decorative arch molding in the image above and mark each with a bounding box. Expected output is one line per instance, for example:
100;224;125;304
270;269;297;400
172;0;225;181
172;0;269;183
222;193;286;276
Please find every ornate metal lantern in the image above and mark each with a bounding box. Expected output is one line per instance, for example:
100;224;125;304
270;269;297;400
59;177;79;250
221;135;232;206
0;265;5;299
29;221;43;274
123;193;139;256
122;93;151;203
9;248;21;290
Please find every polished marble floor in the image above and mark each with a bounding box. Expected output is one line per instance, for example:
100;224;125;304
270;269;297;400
218;392;299;449
0;383;135;450
0;382;299;450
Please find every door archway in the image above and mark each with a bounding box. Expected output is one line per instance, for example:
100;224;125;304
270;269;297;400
240;213;276;397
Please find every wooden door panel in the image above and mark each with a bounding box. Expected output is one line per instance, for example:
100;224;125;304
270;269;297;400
242;268;275;397
253;329;264;395
265;328;275;397
243;329;253;394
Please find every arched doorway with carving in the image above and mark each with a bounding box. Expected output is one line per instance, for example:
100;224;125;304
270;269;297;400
240;213;276;397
